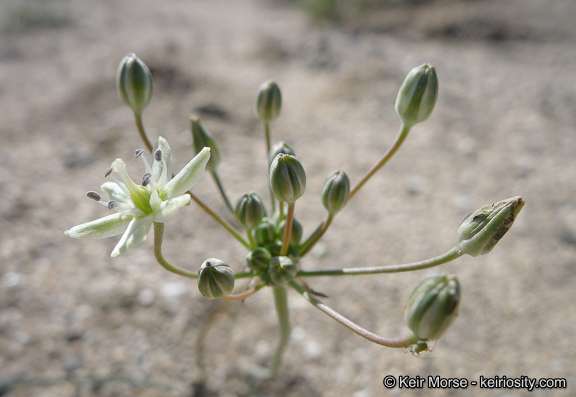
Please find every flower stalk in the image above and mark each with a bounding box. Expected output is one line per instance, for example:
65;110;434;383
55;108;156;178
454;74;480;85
153;222;198;279
289;281;417;348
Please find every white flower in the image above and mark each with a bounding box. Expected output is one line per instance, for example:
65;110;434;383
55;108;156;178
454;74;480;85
65;137;210;257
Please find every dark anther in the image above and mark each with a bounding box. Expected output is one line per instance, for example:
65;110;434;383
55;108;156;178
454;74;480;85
154;149;162;162
134;149;145;159
142;173;152;187
104;168;113;177
108;201;118;209
86;191;102;201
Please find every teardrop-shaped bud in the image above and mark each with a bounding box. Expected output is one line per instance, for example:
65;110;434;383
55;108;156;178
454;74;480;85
256;80;282;122
269;154;306;203
321;170;350;215
197;258;235;299
395;64;438;128
234;192;267;231
404;273;461;341
190;116;221;172
116;53;153;114
457;196;524;257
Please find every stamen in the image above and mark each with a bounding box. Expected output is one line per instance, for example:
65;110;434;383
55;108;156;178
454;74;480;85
134;149;145;159
108;201;118;209
142;172;152;187
154;149;162;162
104;168;113;177
138;152;152;174
86;191;102;201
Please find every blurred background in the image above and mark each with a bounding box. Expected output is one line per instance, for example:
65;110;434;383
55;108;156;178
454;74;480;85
0;0;575;395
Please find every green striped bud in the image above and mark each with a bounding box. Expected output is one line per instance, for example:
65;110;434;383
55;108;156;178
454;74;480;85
251;218;277;247
234;192;267;231
116;53;153;114
404;274;460;341
457;196;525;257
268;141;295;170
267;256;297;286
246;247;272;274
190;117;221;172
321;170;350;215
269;154;306;203
278;217;303;247
395;64;438;128
256;80;282;122
197;258;235;299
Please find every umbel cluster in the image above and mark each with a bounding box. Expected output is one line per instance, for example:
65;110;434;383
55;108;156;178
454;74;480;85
65;53;524;378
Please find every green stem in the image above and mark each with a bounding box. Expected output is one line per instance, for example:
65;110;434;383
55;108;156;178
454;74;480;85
264;121;271;154
280;203;295;256
271;285;290;378
133;111;249;249
210;170;234;213
134;112;153;153
289;281;417;348
349;123;411;200
187;192;250;249
247;231;257;250
299;214;333;257
278;201;285;223
153;222;198;279
233;271;257;279
296;247;463;277
264;120;277;214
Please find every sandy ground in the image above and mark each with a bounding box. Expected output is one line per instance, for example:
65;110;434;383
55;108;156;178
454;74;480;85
1;0;575;396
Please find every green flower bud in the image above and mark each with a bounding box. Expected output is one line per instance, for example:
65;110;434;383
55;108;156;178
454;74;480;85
256;80;282;122
395;64;438;128
278;217;303;247
246;247;272;274
197;258;235;299
116;53;153;114
190;117;221;172
321;170;350;215
404;273;460;341
234;192;267;231
267;256;297;286
457;196;525;257
252;218;277;246
268;141;295;170
269;154;306;203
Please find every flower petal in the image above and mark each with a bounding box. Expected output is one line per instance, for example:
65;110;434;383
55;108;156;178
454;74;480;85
154;194;190;223
165;147;210;199
152;136;172;186
110;215;153;257
112;158;153;214
101;181;131;203
65;213;132;239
